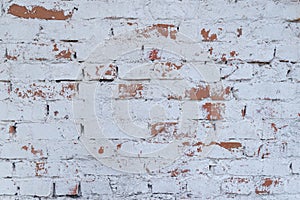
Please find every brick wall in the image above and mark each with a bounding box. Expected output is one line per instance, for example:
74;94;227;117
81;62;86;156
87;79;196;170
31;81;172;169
0;0;300;199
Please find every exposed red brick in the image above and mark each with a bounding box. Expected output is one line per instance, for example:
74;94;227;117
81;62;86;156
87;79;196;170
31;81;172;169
150;122;178;137
149;49;161;61
8;4;73;20
31;146;43;156
6;54;17;60
139;24;177;40
35;162;47;176
210;86;231;100
119;83;143;99
186;86;210;100
262;178;273;187
217;142;242;151
255;178;281;195
202;103;225;120
55;49;72;59
255;189;269;194
201;28;217;41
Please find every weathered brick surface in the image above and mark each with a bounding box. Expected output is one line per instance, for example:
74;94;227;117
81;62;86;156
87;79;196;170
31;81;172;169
0;0;299;199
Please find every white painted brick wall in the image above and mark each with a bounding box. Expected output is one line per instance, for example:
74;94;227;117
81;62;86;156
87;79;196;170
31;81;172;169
0;0;299;199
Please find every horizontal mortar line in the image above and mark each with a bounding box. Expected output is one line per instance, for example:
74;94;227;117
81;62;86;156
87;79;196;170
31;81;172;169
59;39;80;43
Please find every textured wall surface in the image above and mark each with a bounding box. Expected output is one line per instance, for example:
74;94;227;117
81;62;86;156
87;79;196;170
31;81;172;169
0;0;300;199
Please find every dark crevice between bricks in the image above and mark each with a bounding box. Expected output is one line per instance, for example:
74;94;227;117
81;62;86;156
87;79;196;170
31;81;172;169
46;104;50;116
52;182;56;197
286;18;300;23
80;123;84;137
246;61;271;66
60;40;79;43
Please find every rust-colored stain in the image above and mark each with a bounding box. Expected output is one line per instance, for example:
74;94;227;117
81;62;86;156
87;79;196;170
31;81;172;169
127;22;138;26
255;189;269;194
117;143;122;150
70;184;78;195
34;58;47;61
6;54;17;60
202;102;225;120
8;4;73;20
182;142;190;146
53;44;59;51
230;51;237;57
201;28;217;41
31;146;43;156
98;146;104;154
262;178;273;187
151;122;178;137
170;168;190;177
271;123;278;132
138;24;177;40
209;47;213;55
221;54;227;62
149;49;161;61
170;168;180;177
217;142;242;151
56;49;72;59
185;151;195;157
241;106;246;118
186;86;209;100
237;28;242;37
35;162;47;176
21;145;28;151
54;111;59;116
119;83;143;99
9;126;16;134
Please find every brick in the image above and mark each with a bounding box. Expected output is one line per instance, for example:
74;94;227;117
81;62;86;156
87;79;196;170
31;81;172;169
0;0;299;199
221;177;253;195
55;180;80;196
0;179;17;195
187;175;220;197
0;162;13;178
152;177;182;194
18;179;52;196
81;176;112;196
